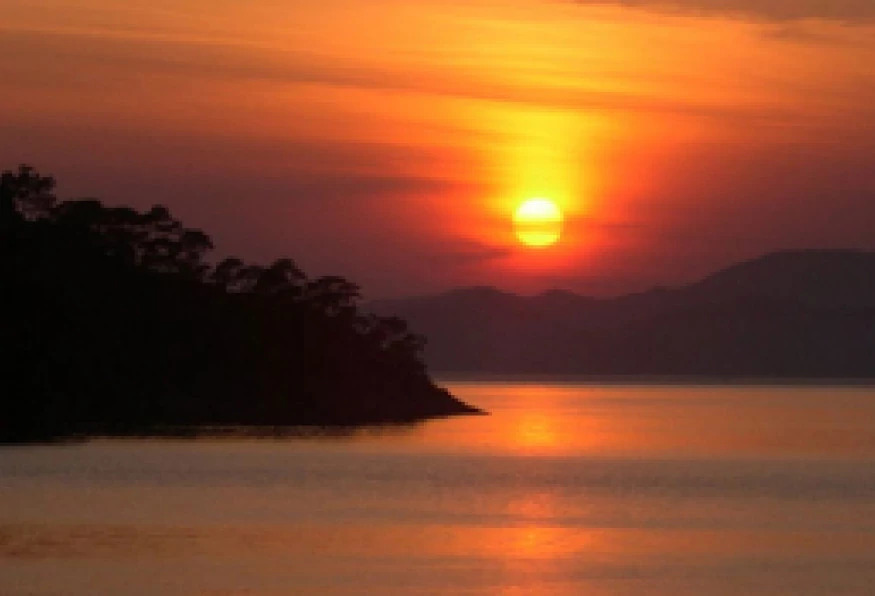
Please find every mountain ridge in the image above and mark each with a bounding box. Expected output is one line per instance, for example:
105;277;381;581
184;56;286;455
370;250;875;377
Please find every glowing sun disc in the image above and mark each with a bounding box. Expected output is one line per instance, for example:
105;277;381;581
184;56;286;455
514;198;563;247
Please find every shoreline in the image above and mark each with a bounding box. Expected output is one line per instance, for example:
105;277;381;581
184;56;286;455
436;373;875;387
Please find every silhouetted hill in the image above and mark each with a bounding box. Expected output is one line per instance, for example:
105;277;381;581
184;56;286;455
2;165;480;443
685;250;875;308
371;250;875;377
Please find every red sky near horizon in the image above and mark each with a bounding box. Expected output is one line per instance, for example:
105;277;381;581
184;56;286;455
2;0;875;298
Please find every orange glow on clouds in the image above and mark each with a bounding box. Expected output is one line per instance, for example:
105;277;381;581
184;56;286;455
2;0;875;296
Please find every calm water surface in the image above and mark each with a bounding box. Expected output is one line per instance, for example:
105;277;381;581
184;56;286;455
2;382;875;595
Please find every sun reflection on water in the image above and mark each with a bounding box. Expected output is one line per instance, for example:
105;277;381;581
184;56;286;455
514;413;559;452
415;382;631;456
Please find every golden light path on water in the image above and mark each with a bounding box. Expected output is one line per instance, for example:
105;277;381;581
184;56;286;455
416;382;875;458
3;383;875;595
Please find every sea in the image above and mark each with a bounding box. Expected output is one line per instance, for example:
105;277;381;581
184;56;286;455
2;380;875;595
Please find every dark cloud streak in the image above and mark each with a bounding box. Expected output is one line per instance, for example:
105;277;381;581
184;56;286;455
572;0;875;23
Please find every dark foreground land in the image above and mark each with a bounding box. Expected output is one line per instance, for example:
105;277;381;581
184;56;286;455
2;165;480;443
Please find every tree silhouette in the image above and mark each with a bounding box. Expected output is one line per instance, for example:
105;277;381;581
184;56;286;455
1;164;56;223
1;164;480;442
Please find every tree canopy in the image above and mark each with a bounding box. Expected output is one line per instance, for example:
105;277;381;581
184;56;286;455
2;164;479;443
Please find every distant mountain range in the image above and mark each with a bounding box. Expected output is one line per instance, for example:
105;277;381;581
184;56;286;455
370;250;875;378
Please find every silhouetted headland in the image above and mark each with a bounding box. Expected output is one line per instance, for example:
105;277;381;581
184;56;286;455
2;165;482;444
373;250;875;378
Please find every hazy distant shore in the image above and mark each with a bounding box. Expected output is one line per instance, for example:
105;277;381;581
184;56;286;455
436;373;875;386
376;251;875;378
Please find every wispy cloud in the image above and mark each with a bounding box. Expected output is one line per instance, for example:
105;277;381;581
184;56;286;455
571;0;875;23
428;240;513;265
0;26;803;125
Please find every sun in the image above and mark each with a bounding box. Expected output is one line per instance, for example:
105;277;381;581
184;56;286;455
513;198;563;247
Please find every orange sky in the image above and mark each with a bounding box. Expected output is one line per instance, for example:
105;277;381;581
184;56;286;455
2;0;875;297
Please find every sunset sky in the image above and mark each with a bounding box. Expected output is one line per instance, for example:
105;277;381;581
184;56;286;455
3;0;875;297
